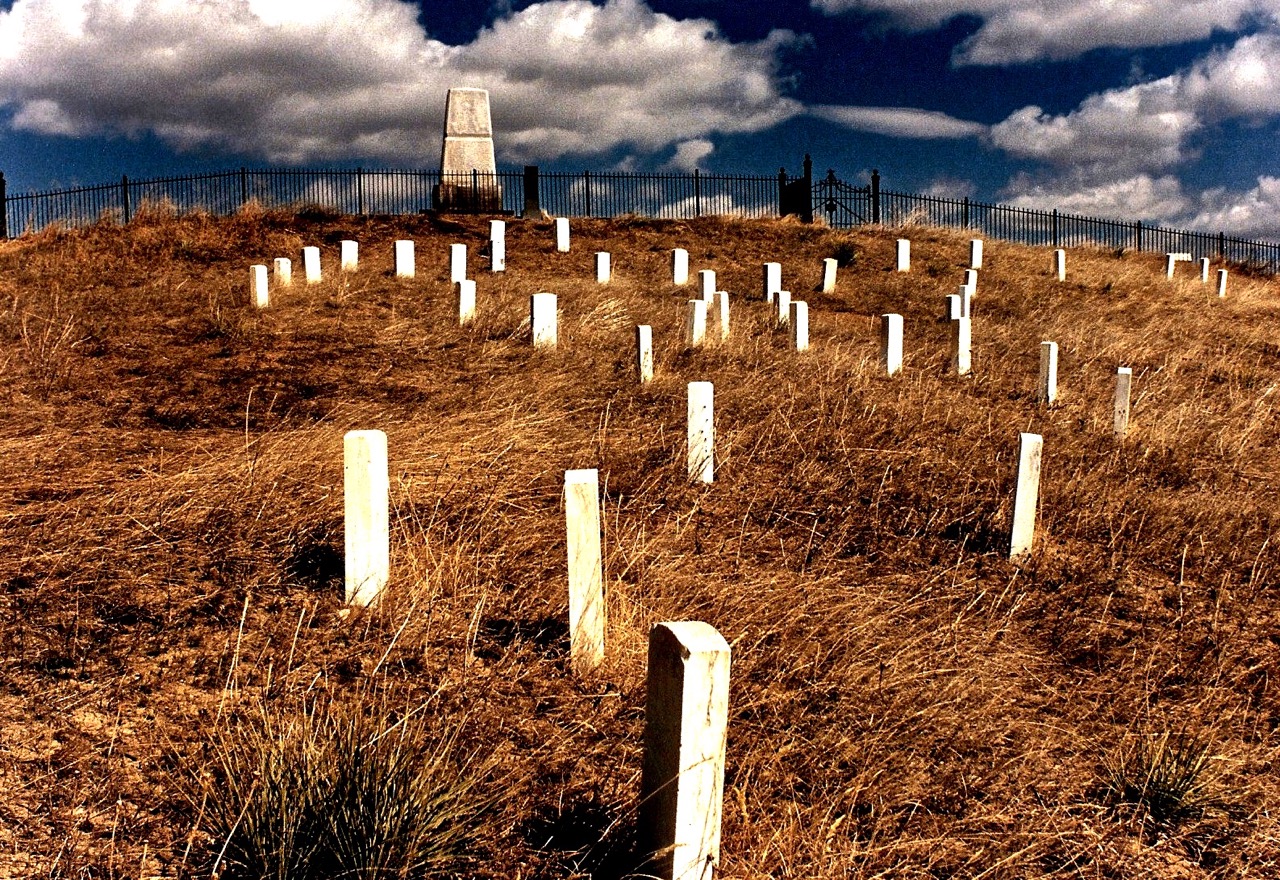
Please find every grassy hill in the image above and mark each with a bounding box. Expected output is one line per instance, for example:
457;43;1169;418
2;205;1280;878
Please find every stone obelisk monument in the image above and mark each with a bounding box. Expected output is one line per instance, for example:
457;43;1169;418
433;87;501;213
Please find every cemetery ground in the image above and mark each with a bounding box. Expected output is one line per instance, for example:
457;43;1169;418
3;205;1280;879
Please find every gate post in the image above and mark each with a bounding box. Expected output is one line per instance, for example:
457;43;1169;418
871;168;881;225
777;167;787;216
122;175;131;224
0;172;7;239
523;165;541;218
801;154;813;224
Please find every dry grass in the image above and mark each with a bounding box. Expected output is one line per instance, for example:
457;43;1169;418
2;206;1280;878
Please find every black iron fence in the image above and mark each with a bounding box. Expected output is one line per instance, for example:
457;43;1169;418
4;160;1279;272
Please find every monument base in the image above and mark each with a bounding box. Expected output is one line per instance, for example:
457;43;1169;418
433;182;503;214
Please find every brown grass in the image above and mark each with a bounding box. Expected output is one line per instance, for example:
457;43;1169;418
2;205;1280;878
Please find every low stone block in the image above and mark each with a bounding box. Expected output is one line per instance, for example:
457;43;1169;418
273;257;292;287
340;240;358;272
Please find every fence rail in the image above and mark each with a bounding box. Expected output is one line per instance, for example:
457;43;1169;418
4;163;1278;273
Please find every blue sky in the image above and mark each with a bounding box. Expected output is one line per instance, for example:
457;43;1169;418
3;0;1280;236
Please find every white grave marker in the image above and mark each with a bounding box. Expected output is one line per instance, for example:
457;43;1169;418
555;217;570;253
450;243;468;284
699;270;716;302
945;294;962;321
1217;268;1228;298
303;246;321;284
531;292;557;349
344;430;389;607
457;279;476;325
776;290;791;327
964;269;979;293
684;300;707;348
1114;367;1133;438
1200;257;1211;283
672;249;689;285
394;241;414;279
821;258;837;293
490;220;506;272
763;262;782;303
687;382;714;483
564;468;605;674
1054;249;1066;282
959;284;973;318
881;314;903;377
970;239;984;269
596;251;611;284
1038;341;1058;405
340;240;358;272
790;301;809;351
1009;432;1043;561
638;621;730;880
273;257;292;287
896;239;910;272
712;292;730;342
636;325;654;384
249;264;269;309
1165;253;1177;279
950;316;971;376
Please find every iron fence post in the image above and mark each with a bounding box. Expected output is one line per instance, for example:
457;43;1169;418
694;168;701;217
122;175;131;224
802;154;812;223
962;196;969;228
240;167;248;207
523;165;541;218
777;167;787;216
871;169;881;225
0;172;7;239
1052;209;1059;247
584;170;592;217
1219;231;1226;259
357;168;364;215
1135;220;1142;252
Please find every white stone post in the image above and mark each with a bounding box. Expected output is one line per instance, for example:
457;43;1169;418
1114;367;1133;438
950;316;971;376
880;314;903;377
596;251;611;284
638;621;731;880
490;220;506;273
821;258;837;293
450;243;468;284
776;290;791;327
790;301;809;351
712;292;730;342
344;430;389;607
637;325;654;384
699;270;716;302
531;292;557;349
303;246;321;284
273;257;292;287
945;294;962;321
1009;432;1043;561
1165;253;1177;280
564;468;605;674
672;249;689;285
555;217;570;253
896;239;910;272
457;279;476;325
763;262;782;302
1054;249;1066;282
394;241;414;279
687;382;714;483
1038;341;1058;405
249;265;269;309
1217;269;1228;298
684;300;707;348
970;238;983;269
964;269;979;293
960;284;974;318
340;240;358;272
1200;257;1210;284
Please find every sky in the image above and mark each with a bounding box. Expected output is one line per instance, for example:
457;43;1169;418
2;0;1280;237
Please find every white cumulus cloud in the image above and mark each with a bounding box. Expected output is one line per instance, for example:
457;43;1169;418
1000;172;1192;220
1186;176;1280;238
0;0;804;165
809;104;987;138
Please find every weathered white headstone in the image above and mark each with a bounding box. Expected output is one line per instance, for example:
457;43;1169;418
763;262;782;303
344;430;389;607
1038;341;1058;405
1217;268;1228;298
564;468;605;675
1009;432;1043;561
790;300;809;352
776;290;791;327
673;249;689;286
450;243;468;284
1053;249;1066;282
945;294;962;321
881;314;903;377
556;217;570;253
1200;257;1210;283
970;239;983;269
821;258;837;293
959;284;973;319
273;257;292;287
490;220;506;273
596;252;611;284
638;621;730;880
303;246;321;284
394;241;414;279
1165;253;1177;279
457;279;476;325
950;316;971;376
712;292;730;342
340;240;358;272
1114;367;1133;438
531;292;557;349
435;87;500;211
699;270;716;302
896;239;910;272
637;325;654;384
684;299;708;348
687;382;714;483
964;269;979;292
250;264;269;309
